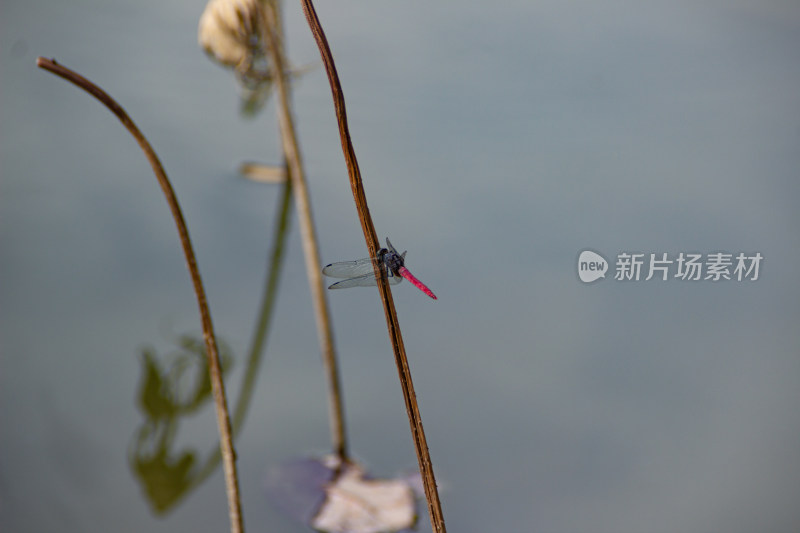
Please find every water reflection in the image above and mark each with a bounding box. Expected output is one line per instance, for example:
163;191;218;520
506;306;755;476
130;335;232;513
130;178;292;514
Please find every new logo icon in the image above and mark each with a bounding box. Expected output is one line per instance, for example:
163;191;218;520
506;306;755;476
577;250;608;283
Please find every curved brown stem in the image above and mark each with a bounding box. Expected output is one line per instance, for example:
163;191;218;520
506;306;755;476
36;57;244;533
294;5;447;532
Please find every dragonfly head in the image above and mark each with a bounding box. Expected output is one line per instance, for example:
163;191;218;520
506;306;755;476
385;238;407;261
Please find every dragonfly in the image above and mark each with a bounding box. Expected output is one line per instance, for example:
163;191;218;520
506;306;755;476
322;238;437;300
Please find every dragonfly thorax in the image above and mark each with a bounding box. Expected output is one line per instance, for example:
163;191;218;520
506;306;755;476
380;247;405;275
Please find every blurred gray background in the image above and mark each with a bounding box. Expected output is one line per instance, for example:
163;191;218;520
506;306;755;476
2;0;799;532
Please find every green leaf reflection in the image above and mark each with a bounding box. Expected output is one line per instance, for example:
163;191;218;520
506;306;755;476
130;176;292;514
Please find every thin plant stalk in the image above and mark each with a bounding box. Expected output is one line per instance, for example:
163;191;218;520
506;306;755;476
195;170;293;484
294;4;447;532
233;164;292;432
36;57;244;533
260;2;348;461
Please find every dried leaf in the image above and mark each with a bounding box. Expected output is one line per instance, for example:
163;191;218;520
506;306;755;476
239;162;287;183
312;460;416;533
265;456;418;533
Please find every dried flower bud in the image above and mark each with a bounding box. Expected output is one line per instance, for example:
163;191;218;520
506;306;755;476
198;0;265;69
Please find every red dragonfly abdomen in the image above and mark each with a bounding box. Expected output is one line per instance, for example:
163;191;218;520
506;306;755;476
397;266;437;300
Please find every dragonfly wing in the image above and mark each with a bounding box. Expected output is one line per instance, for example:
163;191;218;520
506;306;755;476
327;273;378;289
322;257;374;279
326;270;403;289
